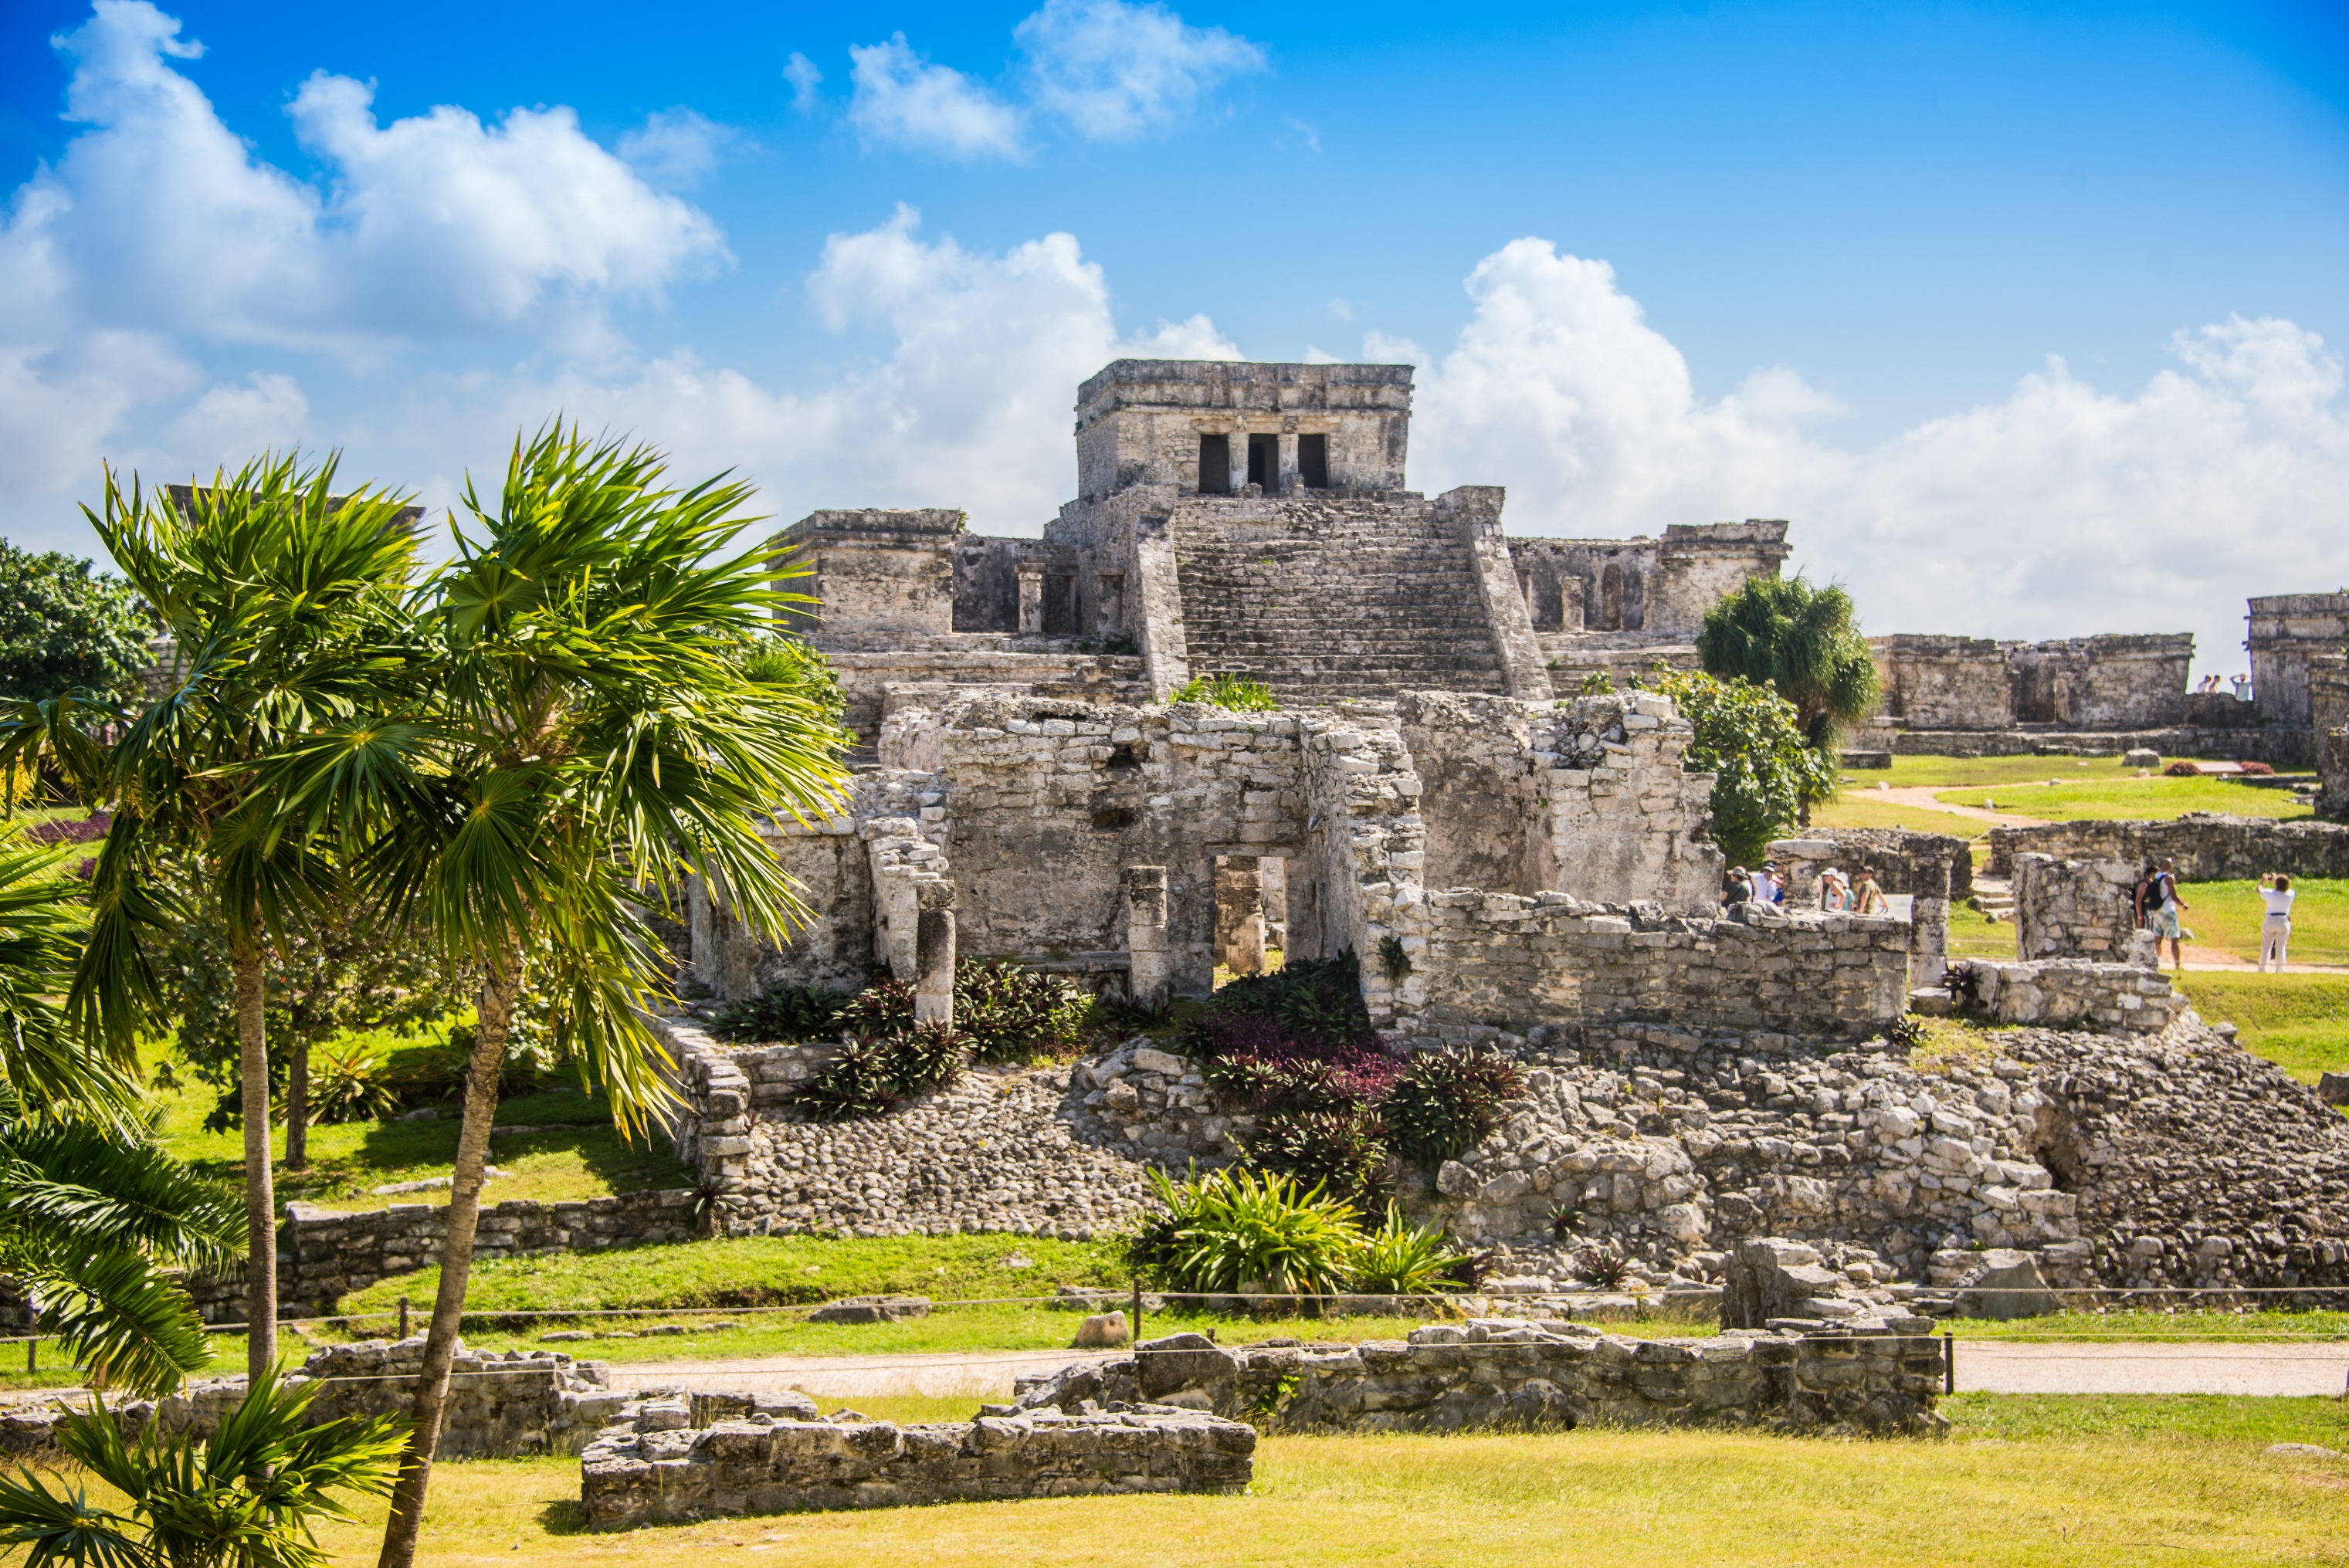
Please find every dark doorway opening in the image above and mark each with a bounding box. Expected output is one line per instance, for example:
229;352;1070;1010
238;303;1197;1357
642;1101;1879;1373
1246;434;1278;492
1297;434;1328;489
1198;433;1230;494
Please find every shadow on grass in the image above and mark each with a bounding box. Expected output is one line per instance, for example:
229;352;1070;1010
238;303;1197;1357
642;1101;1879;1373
535;1499;591;1536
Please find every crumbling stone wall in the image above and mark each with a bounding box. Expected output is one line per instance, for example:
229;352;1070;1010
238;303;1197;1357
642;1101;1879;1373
773;510;961;639
581;1397;1254;1527
1984;814;2349;879
1957;959;2187;1033
2247;592;2349;729
1869;633;2191;730
0;1339;622;1465
1013;1321;1944;1438
2010;854;2152;965
2308;652;2346;819
1506;522;1788;638
1768;828;1966;987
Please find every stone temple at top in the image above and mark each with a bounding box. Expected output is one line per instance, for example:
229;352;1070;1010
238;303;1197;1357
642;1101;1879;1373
775;359;1789;739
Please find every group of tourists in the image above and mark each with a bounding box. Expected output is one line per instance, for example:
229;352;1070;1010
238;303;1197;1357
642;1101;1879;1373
2191;673;2255;700
2131;859;2296;974
1722;860;1888;915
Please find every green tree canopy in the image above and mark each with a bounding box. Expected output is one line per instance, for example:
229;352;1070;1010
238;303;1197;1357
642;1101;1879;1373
0;541;152;703
1695;575;1880;750
1646;667;1837;866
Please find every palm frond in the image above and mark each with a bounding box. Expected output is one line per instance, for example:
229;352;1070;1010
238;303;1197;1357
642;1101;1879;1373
0;1118;242;1268
16;1247;213;1397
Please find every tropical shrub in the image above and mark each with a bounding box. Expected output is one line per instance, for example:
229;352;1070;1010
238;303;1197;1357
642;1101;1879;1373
1645;665;1839;865
954;958;1088;1062
0;1370;404;1568
1575;1237;1633;1289
1696;574;1880;751
711;980;852;1044
303;1036;403;1125
837;975;916;1033
1244;1105;1391;1208
2164;760;2201;777
0;540;152;704
1350;1205;1478;1295
1170;672;1279;712
1208;953;1374;1046
1124;1167;1362;1297
2237;760;2274;777
782;1022;964;1123
1381;1046;1526;1170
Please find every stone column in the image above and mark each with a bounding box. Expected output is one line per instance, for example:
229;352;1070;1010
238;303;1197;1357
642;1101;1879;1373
1124;865;1171;1009
1215;856;1265;976
1015;562;1046;635
1909;896;1948;990
913;881;956;1026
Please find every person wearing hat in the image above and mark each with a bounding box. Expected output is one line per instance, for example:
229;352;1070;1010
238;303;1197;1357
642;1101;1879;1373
1754;860;1785;905
1722;866;1752;907
1852;865;1890;916
2144;857;2191;970
1819;869;1850;912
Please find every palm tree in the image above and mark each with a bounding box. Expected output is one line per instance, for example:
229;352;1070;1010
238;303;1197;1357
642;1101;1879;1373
0;456;422;1385
0;1368;403;1568
0;827;242;1397
353;426;849;1568
1696;575;1882;753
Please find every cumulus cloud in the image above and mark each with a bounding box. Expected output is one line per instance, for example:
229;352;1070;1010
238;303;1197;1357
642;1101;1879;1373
616;107;741;190
846;35;1025;160
783;52;824;113
454;208;1236;534
1;0;727;354
165;371;310;466
1400;238;2349;672
1015;0;1265;140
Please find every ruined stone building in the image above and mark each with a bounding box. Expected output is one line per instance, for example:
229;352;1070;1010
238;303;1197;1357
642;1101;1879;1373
771;360;1788;740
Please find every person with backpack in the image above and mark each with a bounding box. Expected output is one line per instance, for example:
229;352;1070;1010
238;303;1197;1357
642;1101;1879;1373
2145;857;2191;970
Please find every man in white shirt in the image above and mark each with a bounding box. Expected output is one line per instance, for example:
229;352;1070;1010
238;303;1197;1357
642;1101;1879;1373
2259;873;2296;972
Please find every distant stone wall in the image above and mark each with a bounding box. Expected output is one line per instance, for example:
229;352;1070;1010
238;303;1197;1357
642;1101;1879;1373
2247;591;2349;729
0;1339;624;1465
1013;1321;1944;1438
1395;896;1912;1045
2313;652;2348;819
1984;814;2349;879
1955;959;2185;1034
581;1397;1254;1527
1868;633;2191;731
2011;854;2152;966
1888;726;2311;767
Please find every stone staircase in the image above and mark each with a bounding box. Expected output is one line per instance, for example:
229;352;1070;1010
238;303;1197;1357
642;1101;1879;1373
1171;496;1508;703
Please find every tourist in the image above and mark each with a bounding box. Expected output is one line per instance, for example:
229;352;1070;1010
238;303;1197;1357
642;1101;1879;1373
2232;673;2252;701
1852;866;1889;914
1819;869;1850;912
1756;861;1785;904
2258;872;2295;972
2145;857;2191;970
2131;861;2160;928
1722;866;1751;906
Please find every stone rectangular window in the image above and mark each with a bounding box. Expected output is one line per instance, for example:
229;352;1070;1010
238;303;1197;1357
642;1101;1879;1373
1297;433;1328;489
1246;434;1277;492
1198;433;1230;493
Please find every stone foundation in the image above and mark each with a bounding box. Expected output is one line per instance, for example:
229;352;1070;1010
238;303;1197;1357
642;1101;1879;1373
1954;959;2185;1033
1985;814;2349;879
579;1398;1254;1526
1013;1323;1946;1438
2010;854;2155;966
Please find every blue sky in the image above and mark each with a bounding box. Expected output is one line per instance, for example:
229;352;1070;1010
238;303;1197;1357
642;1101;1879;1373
2;0;2345;672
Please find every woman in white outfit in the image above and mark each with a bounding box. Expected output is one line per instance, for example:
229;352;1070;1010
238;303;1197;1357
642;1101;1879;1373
2258;872;2295;972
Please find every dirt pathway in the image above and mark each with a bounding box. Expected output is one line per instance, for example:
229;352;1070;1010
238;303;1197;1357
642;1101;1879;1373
1857;785;2050;829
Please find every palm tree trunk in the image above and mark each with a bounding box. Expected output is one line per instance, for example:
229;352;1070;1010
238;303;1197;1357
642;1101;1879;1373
231;932;277;1385
285;1038;310;1171
376;942;523;1568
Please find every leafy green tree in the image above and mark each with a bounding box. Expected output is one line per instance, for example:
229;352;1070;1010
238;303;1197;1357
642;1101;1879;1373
0;541;151;703
0;1369;403;1568
330;428;850;1568
1695;576;1880;751
1646;667;1838;865
0;456;423;1385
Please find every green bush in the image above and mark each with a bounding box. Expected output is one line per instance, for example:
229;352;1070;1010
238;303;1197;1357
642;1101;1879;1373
954;958;1089;1062
1350;1205;1478;1295
1124;1167;1362;1297
1643;665;1837;867
1171;672;1280;711
1244;1106;1391;1208
1381;1046;1525;1170
782;1022;964;1123
1207;952;1374;1046
711;981;852;1044
0;539;152;703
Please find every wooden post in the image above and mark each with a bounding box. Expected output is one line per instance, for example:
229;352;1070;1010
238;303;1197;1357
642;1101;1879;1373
25;1337;33;1375
1944;1332;1954;1396
1130;1280;1144;1345
399;1295;412;1340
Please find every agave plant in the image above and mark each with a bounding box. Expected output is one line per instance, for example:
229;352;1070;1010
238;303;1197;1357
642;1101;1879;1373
0;1370;404;1568
1125;1166;1362;1298
1348;1205;1475;1296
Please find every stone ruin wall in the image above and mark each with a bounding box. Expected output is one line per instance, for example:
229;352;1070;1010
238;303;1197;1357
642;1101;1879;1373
1869;633;2195;732
2247;592;2349;730
2313;651;2349;818
1983;813;2349;879
2009;853;2151;967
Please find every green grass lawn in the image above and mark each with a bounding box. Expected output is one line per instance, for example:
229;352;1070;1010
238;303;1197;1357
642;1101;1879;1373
286;1399;2349;1567
1809;792;1996;840
2174;972;2349;1085
147;1036;691;1215
1945;899;2014;960
1941;1309;2349;1342
1935;775;2315;824
2177;878;2349;967
1873;755;2309;791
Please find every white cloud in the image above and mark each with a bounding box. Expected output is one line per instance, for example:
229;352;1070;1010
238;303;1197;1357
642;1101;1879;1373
1;1;727;356
1400;238;2349;676
166;371;310;466
1015;0;1265;141
846;34;1025;160
616;108;740;190
783;52;824;113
